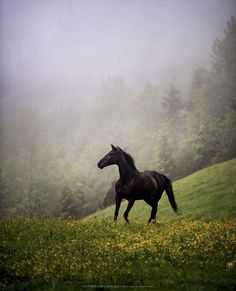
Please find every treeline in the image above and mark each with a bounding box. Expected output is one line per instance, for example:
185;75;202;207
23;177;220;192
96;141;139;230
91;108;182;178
0;17;235;217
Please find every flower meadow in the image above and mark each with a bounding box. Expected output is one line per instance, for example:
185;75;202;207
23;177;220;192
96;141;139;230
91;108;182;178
0;218;235;290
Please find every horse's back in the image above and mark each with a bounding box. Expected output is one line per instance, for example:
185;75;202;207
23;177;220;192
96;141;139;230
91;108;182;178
142;170;167;189
115;170;167;199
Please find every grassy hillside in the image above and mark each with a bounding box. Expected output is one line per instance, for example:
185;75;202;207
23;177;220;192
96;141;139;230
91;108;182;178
1;159;236;290
90;158;236;221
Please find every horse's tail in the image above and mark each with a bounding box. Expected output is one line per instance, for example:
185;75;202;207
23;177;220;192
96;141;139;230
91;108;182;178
163;175;178;212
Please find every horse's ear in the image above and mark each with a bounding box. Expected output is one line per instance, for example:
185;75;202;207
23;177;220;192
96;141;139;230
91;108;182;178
117;146;122;151
111;144;117;151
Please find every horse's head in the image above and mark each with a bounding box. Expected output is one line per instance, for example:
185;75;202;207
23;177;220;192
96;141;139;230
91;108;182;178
97;144;122;169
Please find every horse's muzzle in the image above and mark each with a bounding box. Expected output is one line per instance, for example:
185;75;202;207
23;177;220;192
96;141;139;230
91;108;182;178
97;162;103;169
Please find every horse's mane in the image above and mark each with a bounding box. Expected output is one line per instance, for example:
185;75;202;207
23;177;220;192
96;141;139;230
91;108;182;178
121;149;136;169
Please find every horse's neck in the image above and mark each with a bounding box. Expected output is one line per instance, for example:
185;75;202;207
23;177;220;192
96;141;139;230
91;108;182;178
118;159;137;184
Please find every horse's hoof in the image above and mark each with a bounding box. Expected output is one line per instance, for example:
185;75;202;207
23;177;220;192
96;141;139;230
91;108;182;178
147;219;157;224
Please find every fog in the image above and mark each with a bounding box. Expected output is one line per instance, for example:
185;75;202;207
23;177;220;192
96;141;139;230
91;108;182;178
1;0;235;103
0;0;235;217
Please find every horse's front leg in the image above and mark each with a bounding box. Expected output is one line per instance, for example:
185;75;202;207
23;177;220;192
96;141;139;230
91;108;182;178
114;194;122;221
123;199;135;223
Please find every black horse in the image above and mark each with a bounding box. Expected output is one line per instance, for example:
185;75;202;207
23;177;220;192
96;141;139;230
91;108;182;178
98;145;178;223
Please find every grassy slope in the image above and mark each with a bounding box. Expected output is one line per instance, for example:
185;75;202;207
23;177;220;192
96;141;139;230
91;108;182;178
90;158;236;221
1;159;236;290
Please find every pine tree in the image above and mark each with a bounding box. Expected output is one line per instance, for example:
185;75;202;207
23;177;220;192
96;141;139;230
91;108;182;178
159;83;184;177
211;16;236;116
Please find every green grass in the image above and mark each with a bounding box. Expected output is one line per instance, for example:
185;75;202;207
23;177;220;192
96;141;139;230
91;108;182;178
0;218;236;290
90;158;236;222
1;159;236;290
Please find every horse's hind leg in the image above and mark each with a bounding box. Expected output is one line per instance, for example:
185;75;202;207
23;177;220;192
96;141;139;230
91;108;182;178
123;199;135;223
148;203;157;223
144;198;158;223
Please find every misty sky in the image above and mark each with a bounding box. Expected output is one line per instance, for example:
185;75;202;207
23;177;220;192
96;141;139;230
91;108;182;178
1;0;236;103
